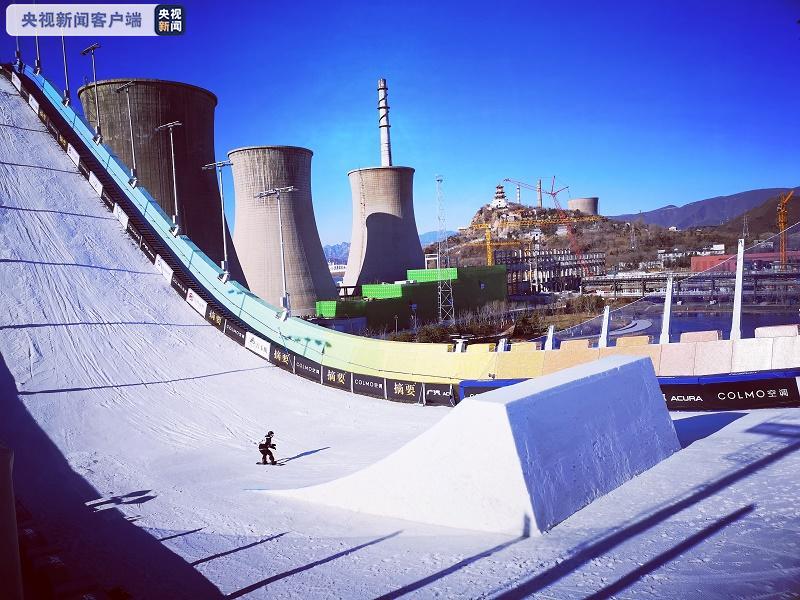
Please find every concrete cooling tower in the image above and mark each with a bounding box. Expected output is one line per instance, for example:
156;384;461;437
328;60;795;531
228;146;336;316
342;79;424;288
567;197;599;216
77;78;241;275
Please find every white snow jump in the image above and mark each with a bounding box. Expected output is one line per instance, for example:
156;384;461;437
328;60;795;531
273;356;680;535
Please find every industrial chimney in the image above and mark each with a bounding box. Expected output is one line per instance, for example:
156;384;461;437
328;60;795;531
378;78;392;167
343;79;424;288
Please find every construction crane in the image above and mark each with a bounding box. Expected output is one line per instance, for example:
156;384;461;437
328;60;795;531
540;176;596;274
504;178;546;208
499;177;601;274
470;214;601;265
778;189;794;267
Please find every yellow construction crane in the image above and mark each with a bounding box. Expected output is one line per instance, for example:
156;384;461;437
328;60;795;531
778;189;794;266
470;215;602;265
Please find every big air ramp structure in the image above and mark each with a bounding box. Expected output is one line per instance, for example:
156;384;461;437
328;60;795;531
228;146;336;316
342;79;424;288
77;78;244;280
275;356;681;535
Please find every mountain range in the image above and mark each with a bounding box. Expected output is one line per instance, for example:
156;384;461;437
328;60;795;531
324;231;456;263
610;187;799;229
722;189;800;239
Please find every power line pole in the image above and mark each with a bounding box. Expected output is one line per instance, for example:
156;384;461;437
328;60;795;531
436;175;455;323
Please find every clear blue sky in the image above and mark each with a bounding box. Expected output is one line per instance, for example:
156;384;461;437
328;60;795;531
4;0;799;244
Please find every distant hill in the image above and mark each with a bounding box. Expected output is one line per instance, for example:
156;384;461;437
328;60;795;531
323;242;350;263
610;187;799;229
324;232;456;263
419;230;457;245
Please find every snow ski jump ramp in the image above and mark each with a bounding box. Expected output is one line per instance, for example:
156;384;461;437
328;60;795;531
274;355;681;535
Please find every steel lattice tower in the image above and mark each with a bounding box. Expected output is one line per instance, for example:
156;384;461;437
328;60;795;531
436;175;455;323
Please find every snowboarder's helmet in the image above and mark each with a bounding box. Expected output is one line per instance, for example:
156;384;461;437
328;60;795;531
267;431;274;435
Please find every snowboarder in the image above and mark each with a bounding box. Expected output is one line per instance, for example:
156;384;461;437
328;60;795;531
258;431;277;465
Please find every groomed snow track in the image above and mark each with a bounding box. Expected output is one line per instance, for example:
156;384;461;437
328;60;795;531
2;65;800;599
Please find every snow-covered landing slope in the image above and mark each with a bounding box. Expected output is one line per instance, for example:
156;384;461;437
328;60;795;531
2;74;799;599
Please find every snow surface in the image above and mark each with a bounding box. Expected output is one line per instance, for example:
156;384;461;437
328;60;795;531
277;356;680;536
1;75;799;598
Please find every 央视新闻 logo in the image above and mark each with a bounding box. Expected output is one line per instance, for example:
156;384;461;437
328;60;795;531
155;4;184;35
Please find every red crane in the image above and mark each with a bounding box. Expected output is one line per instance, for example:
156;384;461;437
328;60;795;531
504;177;594;276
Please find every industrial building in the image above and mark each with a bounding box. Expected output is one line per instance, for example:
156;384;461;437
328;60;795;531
317;266;507;331
691;250;800;273
78;78;241;274
228;146;336;317
342;79;424;288
494;247;607;294
567;197;600;216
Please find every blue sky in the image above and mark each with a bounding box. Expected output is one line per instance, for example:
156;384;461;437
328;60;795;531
3;0;799;243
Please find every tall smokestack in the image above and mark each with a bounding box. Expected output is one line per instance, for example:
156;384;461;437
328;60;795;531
378;78;392;167
537;178;543;209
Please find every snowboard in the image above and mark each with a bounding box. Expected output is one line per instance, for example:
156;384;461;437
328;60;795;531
255;462;285;466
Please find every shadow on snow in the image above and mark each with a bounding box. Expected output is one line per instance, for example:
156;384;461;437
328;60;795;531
672;411;747;448
492;419;800;598
0;350;224;598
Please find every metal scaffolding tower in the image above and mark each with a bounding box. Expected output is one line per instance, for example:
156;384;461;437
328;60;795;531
436;175;455;323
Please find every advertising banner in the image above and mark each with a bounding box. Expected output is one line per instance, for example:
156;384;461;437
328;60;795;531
352;373;386;398
386;379;423;404
112;203;128;229
43;118;58;137
88;171;103;196
185;288;207;316
457;379;526;402
154;254;173;281
170;273;187;298
27;93;39;113
66;143;80;166
269;344;295;372
423;383;455;406
294;354;322;383
205;304;226;332
244;331;271;360
322;366;352;391
100;191;114;209
140;238;156;263
11;72;21;91
126;222;142;245
223;320;246;346
662;376;800;411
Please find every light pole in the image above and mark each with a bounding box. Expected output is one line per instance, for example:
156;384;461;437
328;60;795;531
115;81;137;186
33;26;41;74
60;36;70;105
203;159;233;282
14;35;21;71
254;186;296;315
154;121;183;235
80;42;102;143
